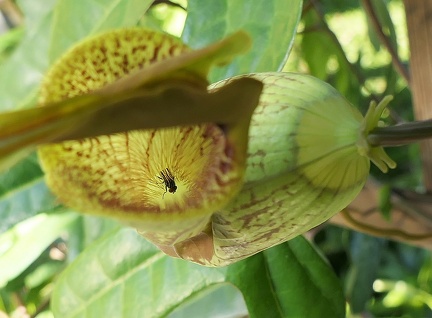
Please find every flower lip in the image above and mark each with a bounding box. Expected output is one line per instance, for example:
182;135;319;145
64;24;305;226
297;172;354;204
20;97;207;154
38;28;262;242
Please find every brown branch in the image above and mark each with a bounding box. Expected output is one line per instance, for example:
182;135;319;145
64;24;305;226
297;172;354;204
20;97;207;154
330;180;432;250
340;209;432;241
12;292;25;307
361;0;410;84
302;0;314;15
0;0;23;27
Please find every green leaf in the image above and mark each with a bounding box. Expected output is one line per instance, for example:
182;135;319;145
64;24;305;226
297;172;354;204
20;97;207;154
301;11;360;104
346;233;385;313
0;153;59;234
65;216;122;262
167;283;247;318
301;12;333;80
182;0;303;82
51;228;227;318
81;216;123;249
24;261;64;289
49;0;154;62
0;211;78;287
35;311;54;318
0;27;24;63
365;0;398;53
0;0;57;110
226;236;345;318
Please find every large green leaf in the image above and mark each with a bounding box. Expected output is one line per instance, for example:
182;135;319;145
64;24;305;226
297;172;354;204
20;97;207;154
0;211;78;287
51;228;226;318
226;236;345;318
0;153;59;234
0;0;57;110
182;0;302;82
80;216;123;249
49;0;154;62
53;230;345;317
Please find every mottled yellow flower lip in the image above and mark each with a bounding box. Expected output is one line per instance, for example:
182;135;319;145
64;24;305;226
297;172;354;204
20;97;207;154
37;28;261;236
39;28;192;105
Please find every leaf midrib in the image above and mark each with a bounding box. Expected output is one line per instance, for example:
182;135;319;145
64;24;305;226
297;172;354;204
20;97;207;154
67;251;166;318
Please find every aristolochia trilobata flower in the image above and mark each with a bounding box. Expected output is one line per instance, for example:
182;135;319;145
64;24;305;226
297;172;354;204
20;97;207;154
38;28;395;266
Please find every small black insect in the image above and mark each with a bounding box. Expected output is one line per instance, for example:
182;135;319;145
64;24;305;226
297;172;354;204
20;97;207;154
158;168;177;197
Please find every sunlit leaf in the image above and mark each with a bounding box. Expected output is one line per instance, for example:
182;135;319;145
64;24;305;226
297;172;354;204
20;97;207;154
49;0;154;61
182;0;303;82
0;211;78;287
0;0;57;110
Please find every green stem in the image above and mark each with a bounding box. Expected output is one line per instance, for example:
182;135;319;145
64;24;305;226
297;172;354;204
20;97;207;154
368;119;432;147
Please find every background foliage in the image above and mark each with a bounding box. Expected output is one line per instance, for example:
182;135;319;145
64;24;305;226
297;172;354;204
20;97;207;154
0;0;430;317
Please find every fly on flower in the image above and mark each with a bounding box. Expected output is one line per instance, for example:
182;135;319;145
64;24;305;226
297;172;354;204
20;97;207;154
158;168;177;197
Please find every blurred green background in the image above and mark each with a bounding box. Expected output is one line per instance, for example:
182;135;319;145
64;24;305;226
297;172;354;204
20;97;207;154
1;0;431;317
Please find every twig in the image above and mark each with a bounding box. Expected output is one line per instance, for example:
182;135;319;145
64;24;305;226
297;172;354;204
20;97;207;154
302;0;314;15
30;298;50;318
361;0;410;84
0;0;23;28
341;209;432;241
12;292;25;307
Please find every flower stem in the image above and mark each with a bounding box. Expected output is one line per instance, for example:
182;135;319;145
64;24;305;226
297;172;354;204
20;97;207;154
367;119;432;147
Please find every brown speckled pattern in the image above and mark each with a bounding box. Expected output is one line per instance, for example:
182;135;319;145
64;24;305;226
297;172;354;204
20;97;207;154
38;28;243;234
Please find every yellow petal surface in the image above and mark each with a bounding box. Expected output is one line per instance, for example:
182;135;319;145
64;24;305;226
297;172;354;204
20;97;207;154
38;28;260;245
